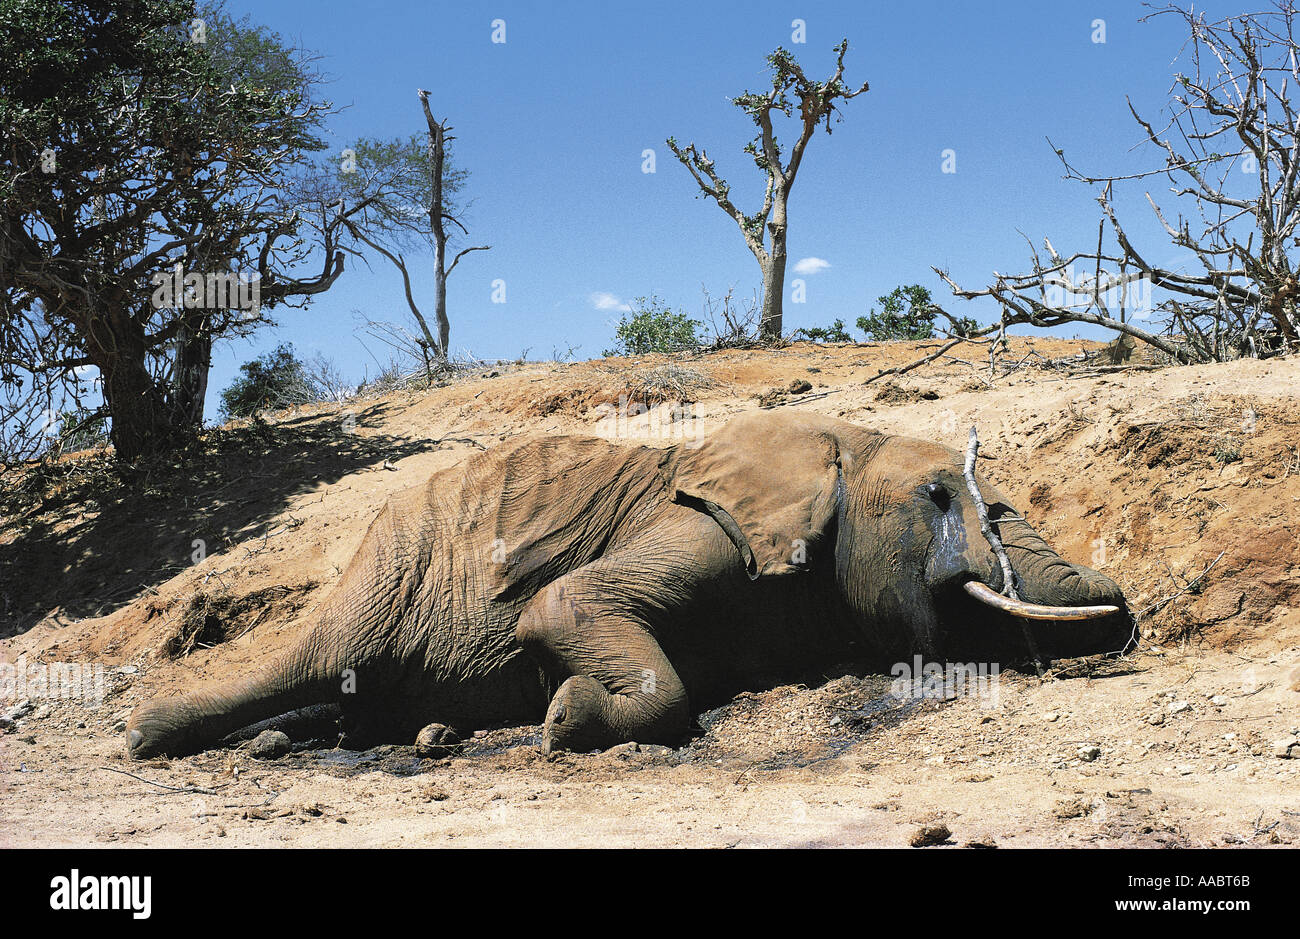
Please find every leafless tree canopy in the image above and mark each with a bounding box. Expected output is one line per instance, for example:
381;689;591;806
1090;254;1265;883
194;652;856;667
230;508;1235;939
939;2;1300;363
668;41;868;340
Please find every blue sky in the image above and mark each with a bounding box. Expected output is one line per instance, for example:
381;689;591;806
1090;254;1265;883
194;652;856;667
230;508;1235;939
210;0;1232;412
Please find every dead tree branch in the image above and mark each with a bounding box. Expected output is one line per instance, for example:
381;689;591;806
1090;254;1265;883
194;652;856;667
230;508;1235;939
963;427;1047;673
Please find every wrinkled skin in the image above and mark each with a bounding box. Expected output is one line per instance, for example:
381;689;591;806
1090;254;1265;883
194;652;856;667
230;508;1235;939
127;413;1132;759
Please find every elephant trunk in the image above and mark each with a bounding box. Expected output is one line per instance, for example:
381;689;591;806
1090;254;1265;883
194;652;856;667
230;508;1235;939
993;518;1134;661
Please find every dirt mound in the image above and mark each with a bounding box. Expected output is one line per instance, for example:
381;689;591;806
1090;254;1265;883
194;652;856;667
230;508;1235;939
873;382;940;404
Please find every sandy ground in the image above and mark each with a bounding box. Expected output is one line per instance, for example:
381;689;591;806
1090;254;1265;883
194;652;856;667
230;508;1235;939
3;337;1299;848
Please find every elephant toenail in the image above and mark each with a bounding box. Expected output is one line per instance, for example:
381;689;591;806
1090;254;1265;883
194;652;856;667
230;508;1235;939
128;729;143;750
554;705;566;724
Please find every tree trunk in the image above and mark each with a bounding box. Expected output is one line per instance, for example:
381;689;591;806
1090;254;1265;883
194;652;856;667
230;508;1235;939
170;323;211;428
433;235;449;357
100;350;175;462
760;218;788;339
421;92;451;360
89;304;183;461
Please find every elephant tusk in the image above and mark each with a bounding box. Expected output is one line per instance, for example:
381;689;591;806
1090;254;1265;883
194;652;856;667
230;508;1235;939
963;580;1120;621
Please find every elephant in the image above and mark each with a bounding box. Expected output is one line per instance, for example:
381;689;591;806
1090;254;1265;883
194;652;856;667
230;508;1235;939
127;411;1132;760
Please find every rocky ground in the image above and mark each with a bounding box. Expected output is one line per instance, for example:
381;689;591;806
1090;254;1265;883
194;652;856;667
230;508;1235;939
3;337;1299;847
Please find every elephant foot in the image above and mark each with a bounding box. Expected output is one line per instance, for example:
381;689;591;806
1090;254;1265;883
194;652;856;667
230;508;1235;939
413;722;460;758
541;675;619;755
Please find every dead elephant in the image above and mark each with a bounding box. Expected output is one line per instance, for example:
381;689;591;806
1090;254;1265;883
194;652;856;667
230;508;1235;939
128;412;1131;759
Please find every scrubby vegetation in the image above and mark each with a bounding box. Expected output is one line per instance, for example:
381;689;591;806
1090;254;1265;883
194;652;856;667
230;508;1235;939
603;296;704;356
857;285;978;341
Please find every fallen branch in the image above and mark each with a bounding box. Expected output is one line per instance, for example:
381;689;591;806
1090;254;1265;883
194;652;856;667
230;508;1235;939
98;766;222;795
862;322;1004;387
862;336;965;385
962;426;1046;674
1136;550;1227;618
758;390;837;409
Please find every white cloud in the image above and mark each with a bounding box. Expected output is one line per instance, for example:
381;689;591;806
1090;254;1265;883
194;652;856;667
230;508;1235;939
591;291;631;312
792;257;831;275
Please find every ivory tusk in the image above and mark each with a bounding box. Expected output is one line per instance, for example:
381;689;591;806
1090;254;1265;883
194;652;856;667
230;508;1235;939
963;580;1120;621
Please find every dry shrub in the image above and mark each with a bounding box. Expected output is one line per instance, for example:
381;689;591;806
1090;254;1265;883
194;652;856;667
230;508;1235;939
623;363;715;408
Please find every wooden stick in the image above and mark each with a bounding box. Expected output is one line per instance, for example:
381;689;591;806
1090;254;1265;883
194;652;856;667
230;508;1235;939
98;766;221;795
962;427;1047;674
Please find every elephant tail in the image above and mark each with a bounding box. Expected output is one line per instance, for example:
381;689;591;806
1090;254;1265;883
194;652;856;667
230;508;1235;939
125;628;341;760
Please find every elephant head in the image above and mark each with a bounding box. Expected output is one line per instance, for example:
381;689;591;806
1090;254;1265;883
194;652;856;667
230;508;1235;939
671;413;1132;667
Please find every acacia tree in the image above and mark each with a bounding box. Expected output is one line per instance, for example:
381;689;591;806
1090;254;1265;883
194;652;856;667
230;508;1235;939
668;41;868;339
0;0;348;462
938;2;1300;363
332;91;488;367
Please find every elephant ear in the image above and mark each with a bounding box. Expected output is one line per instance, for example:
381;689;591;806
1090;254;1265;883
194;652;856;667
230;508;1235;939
669;414;849;579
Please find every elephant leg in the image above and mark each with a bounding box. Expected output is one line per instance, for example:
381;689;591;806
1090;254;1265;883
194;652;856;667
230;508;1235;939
515;553;696;754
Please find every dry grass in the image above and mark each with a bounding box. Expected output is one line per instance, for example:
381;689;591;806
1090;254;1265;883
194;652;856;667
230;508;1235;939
624;363;716;406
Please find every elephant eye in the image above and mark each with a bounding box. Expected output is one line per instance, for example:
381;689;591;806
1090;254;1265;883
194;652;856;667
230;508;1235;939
924;482;950;511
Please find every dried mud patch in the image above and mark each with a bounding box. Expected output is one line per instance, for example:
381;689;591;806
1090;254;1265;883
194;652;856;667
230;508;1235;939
675;672;947;773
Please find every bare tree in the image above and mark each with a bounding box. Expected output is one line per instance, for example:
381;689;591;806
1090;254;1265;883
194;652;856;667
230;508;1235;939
417;91;491;359
332;92;488;367
938;2;1300;363
668;41;868;339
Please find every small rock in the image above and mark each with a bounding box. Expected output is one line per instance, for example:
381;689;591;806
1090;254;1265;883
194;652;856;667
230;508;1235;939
909;824;952;848
31;704;52;720
0;716;14;733
245;729;291;759
1053;798;1093;819
604;741;640;758
787;379;813;394
1078;745;1102;762
1271;737;1298;759
413;723;460;759
1041;712;1059;723
112;720;127;733
1210;695;1228;706
1147;712;1166;726
1176;764;1195;775
4;699;33;721
19;735;36;744
119;666;138;675
1169;701;1191;714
